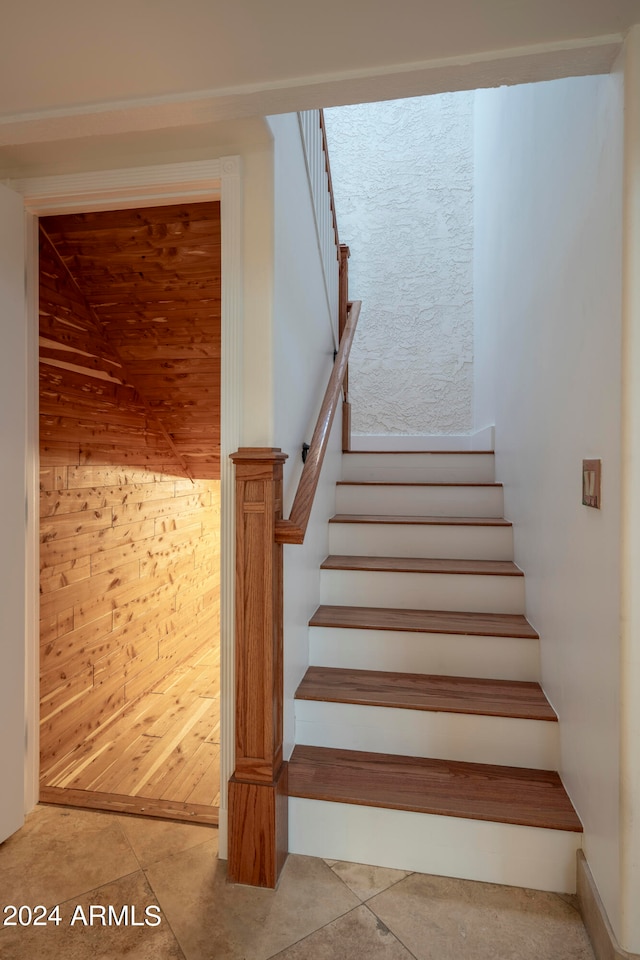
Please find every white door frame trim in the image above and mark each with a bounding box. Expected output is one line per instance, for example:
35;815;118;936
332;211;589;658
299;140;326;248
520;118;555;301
11;156;242;856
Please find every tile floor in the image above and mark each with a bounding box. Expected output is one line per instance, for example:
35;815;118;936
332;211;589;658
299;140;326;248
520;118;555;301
0;804;595;960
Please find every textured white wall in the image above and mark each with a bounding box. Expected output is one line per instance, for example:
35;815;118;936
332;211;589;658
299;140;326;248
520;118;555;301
325;94;474;436
474;75;624;941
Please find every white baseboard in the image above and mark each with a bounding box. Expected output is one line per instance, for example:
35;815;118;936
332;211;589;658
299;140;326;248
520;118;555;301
217;806;228;860
577;851;640;960
350;426;495;452
471;425;495;450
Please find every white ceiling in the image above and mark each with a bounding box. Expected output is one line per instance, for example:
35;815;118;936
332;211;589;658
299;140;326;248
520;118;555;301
2;0;638;115
0;0;637;175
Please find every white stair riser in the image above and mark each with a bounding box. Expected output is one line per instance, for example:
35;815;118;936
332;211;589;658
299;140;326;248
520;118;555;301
289;798;581;893
350;432;494;452
295;701;558;770
342;452;495;483
329;522;513;560
336;484;504;517
320;569;525;614
308;627;540;681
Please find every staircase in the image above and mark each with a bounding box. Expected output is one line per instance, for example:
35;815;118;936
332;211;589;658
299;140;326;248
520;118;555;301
287;449;583;893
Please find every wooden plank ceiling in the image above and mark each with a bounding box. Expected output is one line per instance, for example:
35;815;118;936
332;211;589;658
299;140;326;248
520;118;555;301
40;202;221;479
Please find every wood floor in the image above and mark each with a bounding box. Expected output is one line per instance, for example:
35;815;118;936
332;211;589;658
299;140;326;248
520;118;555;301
40;645;219;825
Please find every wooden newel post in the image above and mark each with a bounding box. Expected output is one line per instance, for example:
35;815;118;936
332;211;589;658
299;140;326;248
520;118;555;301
228;447;289;887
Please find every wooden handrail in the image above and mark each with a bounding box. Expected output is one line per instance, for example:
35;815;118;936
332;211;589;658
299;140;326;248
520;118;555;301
275;299;361;545
338;244;351;451
319;109;339;253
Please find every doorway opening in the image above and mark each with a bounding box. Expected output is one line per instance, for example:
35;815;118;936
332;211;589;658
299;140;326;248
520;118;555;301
38;201;221;825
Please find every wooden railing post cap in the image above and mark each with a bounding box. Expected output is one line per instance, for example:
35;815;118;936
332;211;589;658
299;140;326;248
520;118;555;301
230;447;288;465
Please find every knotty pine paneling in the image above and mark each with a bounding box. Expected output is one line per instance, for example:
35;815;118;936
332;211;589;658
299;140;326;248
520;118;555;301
39;218;220;780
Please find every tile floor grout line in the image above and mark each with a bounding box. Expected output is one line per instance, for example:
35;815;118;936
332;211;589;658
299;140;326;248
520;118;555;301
114;818;146;874
361;901;422;960
139;860;208;960
138;886;189;960
359;870;417;904
323;860;418;904
114;814;217;958
264;904;365;960
322;860;371;905
56;866;147;905
85;815;194;960
138;833;218;874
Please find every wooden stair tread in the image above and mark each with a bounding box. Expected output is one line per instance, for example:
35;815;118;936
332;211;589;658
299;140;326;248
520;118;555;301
288;745;583;833
337;480;502;487
296;666;556;721
310;605;539;639
330;514;511;527
321;555;523;576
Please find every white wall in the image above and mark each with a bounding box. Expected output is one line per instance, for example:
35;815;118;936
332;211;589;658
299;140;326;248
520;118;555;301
474;75;624;938
325;94;474;437
267;113;342;756
0;183;27;842
241;142;276;446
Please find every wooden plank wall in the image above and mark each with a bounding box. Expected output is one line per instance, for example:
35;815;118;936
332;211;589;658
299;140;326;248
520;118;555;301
41;203;222;479
39;229;220;779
